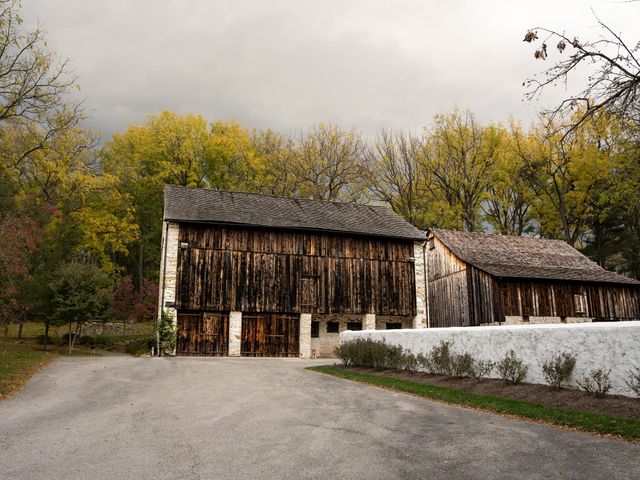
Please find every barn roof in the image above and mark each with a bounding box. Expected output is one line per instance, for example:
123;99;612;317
163;185;425;241
430;228;640;286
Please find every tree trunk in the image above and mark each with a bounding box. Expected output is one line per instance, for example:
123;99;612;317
138;235;144;296
70;322;80;352
67;320;73;355
17;322;23;339
2;322;8;353
43;322;50;351
122;318;126;337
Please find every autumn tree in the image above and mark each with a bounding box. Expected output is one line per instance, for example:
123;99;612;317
516;114;616;247
100;111;212;290
250;129;299;197
293;123;367;202
49;258;112;354
111;275;157;336
0;170;41;350
366;128;428;228
482;124;536;236
0;0;82;171
420;110;499;231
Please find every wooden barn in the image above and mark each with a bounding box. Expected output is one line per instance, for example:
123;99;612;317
158;185;427;358
426;228;640;327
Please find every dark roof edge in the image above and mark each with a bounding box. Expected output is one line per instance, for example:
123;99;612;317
164;183;397;212
487;270;640;286
164;218;426;241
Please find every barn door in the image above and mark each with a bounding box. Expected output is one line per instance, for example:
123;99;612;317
176;312;229;356
241;313;299;357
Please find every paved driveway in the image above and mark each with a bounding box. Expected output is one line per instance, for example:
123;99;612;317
1;356;639;480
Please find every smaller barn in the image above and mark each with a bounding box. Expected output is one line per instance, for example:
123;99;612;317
426;229;640;327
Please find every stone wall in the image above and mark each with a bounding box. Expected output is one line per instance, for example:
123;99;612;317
310;314;363;358
413;241;427;328
299;313;312;359
375;315;413;331
157;222;180;353
228;311;242;356
309;314;414;358
499;315;593;326
341;321;640;396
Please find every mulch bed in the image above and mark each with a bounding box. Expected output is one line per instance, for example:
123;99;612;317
347;367;640;421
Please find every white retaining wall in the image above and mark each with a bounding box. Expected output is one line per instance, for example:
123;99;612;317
341;321;640;396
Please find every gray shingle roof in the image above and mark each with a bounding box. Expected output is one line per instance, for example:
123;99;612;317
164;185;424;241
430;228;640;285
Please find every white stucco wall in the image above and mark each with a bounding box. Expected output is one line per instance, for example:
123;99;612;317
341;321;640;396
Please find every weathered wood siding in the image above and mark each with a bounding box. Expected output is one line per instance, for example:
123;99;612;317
498;280;640;320
241;313;299;357
176;312;229;356
428;236;640;325
427;237;470;327
468;267;502;325
175;224;416;315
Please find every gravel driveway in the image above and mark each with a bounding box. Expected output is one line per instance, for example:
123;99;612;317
1;356;638;480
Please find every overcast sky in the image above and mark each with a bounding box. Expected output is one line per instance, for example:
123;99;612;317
21;0;639;140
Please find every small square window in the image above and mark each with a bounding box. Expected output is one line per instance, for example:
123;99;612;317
574;293;587;315
326;321;339;333
386;322;402;330
311;321;320;338
347;322;362;331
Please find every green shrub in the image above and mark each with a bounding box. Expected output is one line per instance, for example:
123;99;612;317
401;353;420;373
497;350;528;385
541;352;577;389
471;359;495;381
73;335;116;348
155;310;176;354
423;341;453;375
125;338;155;356
450;352;475;378
335;338;405;370
36;334;61;346
577;369;612;397
626;366;640;398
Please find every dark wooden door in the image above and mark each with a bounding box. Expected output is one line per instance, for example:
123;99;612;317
241;313;299;357
177;312;229;356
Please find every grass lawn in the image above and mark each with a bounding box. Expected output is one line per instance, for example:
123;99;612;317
0;348;57;400
308;365;640;443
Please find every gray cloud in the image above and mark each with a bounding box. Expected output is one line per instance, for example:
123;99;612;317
21;0;639;140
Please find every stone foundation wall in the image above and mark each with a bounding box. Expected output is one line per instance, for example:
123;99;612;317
502;315;593;325
310;314;363;358
228;311;242;356
309;314;414;358
375;315;413;330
